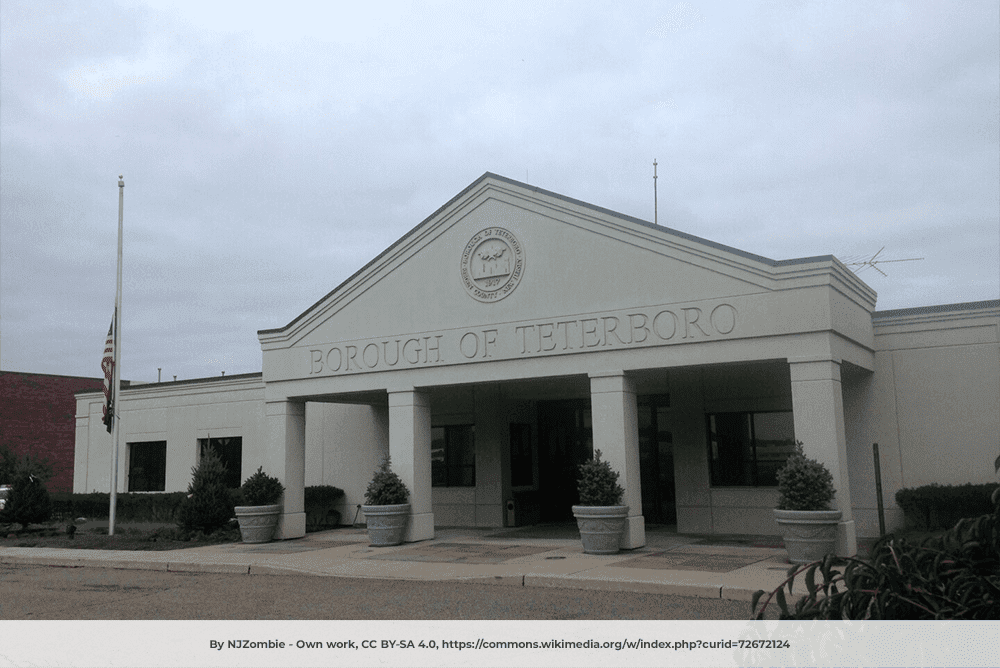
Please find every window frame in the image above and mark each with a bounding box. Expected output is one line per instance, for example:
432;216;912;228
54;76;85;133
126;440;167;492
705;410;795;487
431;424;476;487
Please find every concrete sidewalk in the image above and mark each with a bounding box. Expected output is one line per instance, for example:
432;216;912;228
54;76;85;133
0;525;798;602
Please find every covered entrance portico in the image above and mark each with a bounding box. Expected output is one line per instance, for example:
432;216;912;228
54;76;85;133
258;174;875;557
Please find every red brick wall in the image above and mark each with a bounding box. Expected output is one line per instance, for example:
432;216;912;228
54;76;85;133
0;372;104;492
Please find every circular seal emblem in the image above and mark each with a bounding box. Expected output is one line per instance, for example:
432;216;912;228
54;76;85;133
460;227;524;302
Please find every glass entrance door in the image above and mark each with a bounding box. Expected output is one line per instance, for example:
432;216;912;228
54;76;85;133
638;395;675;525
537;400;592;521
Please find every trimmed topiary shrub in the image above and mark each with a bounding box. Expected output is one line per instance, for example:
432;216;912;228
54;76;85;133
775;441;835;511
238;467;284;506
576;449;624;506
364;457;409;506
177;450;235;535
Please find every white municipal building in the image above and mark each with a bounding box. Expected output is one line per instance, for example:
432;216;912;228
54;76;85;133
74;173;1000;556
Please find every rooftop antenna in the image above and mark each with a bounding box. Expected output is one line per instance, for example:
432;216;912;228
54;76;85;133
653;159;658;225
842;247;924;277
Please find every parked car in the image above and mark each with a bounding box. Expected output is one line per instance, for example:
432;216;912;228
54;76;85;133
0;484;11;510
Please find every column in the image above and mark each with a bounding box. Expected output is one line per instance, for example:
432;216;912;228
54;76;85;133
266;400;306;540
389;389;434;542
589;371;645;549
789;358;857;557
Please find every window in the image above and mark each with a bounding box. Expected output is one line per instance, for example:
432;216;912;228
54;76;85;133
706;411;795;486
127;441;166;492
431;425;475;487
198;436;243;489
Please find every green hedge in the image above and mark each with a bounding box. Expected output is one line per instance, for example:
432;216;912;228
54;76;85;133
50;485;348;528
895;483;996;530
304;485;345;531
50;492;188;522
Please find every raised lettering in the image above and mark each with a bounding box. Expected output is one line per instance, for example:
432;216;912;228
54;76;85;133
402;338;422;365
556;320;577;350
424;335;443;363
602;316;628;346
653;310;678;340
459;331;479;359
682;307;708;338
326;347;343;372
581;318;601;348
710;303;737;335
382;340;400;366
538;323;557;352
515;325;535;354
309;350;323;374
362;343;379;368
482;329;498;358
629;313;649;343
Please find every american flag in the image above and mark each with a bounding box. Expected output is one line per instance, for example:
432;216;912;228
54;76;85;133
102;310;116;433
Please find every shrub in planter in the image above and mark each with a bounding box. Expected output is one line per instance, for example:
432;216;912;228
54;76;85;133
238;467;285;506
362;456;410;546
752;460;1000;620
177;450;235;535
234;467;284;544
573;449;628;555
773;442;841;564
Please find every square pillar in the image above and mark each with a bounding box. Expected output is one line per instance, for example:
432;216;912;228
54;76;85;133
789;358;857;557
266;400;306;540
389;389;434;542
589;371;645;549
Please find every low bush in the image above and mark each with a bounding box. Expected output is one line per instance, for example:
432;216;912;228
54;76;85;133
305;485;345;530
895;482;995;531
237;467;284;506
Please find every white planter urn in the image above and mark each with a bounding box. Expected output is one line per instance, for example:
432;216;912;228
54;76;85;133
774;509;842;564
572;505;629;555
361;503;410;546
234;504;282;544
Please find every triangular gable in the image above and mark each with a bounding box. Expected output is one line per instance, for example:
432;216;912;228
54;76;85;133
259;173;873;355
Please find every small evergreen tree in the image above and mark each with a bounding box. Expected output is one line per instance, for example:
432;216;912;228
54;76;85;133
177;450;235;534
364;456;409;505
0;469;52;529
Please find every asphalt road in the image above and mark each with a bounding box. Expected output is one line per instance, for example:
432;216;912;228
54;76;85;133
0;563;765;620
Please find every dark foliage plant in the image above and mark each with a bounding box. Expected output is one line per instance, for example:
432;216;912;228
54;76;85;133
775;442;835;511
895;482;996;531
238;467;284;506
177;450;235;535
576;449;624;506
0;469;53;529
364;456;409;506
751;457;1000;620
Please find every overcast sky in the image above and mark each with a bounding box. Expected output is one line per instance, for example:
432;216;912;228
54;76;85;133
2;0;998;383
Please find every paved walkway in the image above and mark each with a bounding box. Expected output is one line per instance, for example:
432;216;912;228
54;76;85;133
0;524;799;602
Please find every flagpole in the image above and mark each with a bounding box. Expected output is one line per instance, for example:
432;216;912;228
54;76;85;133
109;175;124;536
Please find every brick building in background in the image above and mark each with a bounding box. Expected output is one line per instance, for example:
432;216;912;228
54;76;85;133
1;371;105;492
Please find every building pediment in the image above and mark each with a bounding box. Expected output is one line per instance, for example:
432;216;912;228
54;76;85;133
259;173;876;383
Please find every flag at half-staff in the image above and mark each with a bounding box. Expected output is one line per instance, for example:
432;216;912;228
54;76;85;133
101;309;116;433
